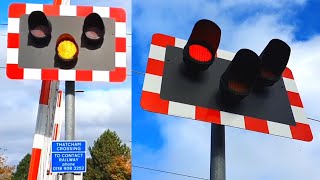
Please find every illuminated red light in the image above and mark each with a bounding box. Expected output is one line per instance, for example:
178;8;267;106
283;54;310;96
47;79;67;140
189;44;212;62
183;19;221;71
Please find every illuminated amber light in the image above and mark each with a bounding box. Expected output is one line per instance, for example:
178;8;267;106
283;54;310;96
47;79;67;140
57;40;78;60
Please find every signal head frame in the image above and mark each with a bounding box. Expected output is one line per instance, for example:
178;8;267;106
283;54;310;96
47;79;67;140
140;33;312;142
6;3;127;82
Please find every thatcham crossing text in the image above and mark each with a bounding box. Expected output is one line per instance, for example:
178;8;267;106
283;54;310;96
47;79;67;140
55;142;82;151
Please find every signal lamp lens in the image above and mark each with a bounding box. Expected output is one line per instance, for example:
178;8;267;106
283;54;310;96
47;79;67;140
228;80;250;94
56;34;79;62
260;69;277;79
220;49;261;101
85;27;103;40
189;44;212;62
183;19;221;71
30;25;50;38
57;40;78;60
258;39;291;86
83;13;105;43
28;11;52;46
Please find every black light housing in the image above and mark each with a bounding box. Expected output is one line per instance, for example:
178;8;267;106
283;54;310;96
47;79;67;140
82;13;105;48
257;39;291;87
183;19;221;72
220;49;261;102
28;11;52;46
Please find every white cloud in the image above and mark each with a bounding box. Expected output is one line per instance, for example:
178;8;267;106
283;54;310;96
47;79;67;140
288;36;320;118
132;0;300;69
134;117;320;180
133;117;210;180
0;82;131;165
222;14;295;52
226;121;320;180
0;73;42;164
73;88;131;145
0;28;7;66
221;0;306;9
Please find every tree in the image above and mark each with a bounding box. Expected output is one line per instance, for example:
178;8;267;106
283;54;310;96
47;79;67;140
108;155;131;180
0;148;15;180
84;130;131;180
12;153;31;180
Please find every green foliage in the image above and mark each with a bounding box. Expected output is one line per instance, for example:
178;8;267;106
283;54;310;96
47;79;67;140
12;154;31;180
84;130;131;180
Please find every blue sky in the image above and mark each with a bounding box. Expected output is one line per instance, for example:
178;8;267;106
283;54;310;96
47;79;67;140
0;0;51;24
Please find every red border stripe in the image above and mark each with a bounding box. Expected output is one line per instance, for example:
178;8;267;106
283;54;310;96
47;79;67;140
152;33;175;47
287;91;303;107
41;69;59;80
146;58;165;76
43;4;60;16
110;8;126;22
110;67;126;82
195;107;221;124
76;70;93;81
141;91;169;114
6;64;24;79
76;6;93;16
244;117;269;133
290;123;313;141
116;38;126;52
9;3;26;18
7;33;19;48
282;68;294;79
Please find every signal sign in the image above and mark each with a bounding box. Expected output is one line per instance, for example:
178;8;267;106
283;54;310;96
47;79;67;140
6;3;127;82
140;31;312;142
51;140;86;173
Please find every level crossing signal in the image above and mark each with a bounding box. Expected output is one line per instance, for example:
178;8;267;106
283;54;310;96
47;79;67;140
140;19;313;142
